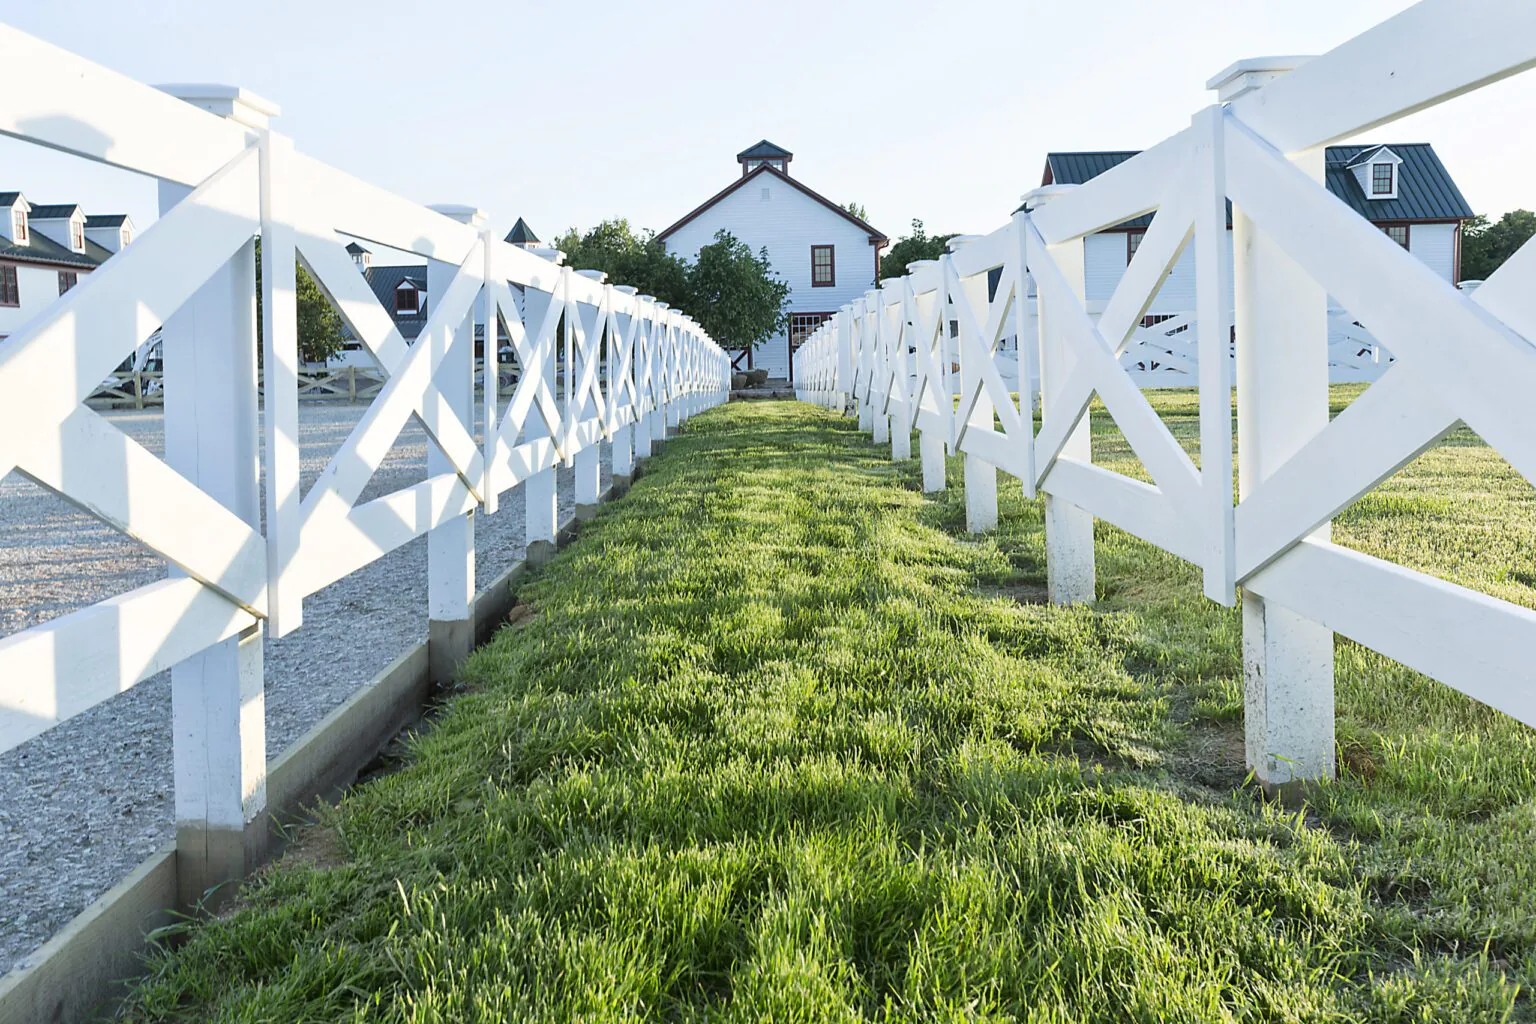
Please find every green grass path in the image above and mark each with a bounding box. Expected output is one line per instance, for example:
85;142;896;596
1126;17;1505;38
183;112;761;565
122;402;1536;1022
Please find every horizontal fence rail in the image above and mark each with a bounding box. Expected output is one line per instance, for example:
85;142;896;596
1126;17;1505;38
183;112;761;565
0;19;729;917
795;0;1536;791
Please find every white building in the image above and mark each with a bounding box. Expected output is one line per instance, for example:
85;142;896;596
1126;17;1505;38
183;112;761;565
0;192;134;343
659;141;887;380
1038;143;1472;323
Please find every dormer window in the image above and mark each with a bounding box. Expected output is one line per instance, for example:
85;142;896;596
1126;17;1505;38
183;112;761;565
1371;163;1394;196
395;282;420;316
120;227;132;248
70;219;84;252
12;210;26;245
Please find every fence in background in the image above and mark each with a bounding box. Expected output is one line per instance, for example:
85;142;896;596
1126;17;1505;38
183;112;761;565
0;22;729;914
795;0;1536;791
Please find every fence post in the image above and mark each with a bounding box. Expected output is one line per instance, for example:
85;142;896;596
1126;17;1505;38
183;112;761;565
611;285;638;487
855;299;874;432
523;265;561;564
655;304;674;441
1214;58;1336;792
1022;189;1095;602
424;204;483;683
348;366;357;403
948;238;999;533
906;262;947;492
634;296;656;461
156;84;277;910
573;270;606;517
885;282;912;462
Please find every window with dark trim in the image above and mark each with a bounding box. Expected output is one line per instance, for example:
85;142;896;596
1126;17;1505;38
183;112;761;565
1371;163;1394;195
58;270;78;295
811;244;835;287
396;283;420;315
789;312;834;350
1126;229;1146;264
1383;223;1409;248
0;265;18;306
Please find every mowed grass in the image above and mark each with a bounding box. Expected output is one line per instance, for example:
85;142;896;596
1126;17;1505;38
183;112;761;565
118;399;1536;1022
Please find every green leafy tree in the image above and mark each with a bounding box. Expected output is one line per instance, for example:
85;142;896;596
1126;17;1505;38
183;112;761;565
552;219;691;308
254;241;345;364
1461;210;1536;281
685;230;791;352
879;219;958;282
554;222;789;354
841;201;869;222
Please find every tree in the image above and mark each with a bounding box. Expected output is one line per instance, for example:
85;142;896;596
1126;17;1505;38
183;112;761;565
841;200;869;222
254;241;345;365
552;219;691;308
1461;210;1536;281
685;230;791;351
879;219;958;281
554;222;789;354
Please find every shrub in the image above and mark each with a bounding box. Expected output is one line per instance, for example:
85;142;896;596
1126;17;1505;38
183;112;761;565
746;368;770;388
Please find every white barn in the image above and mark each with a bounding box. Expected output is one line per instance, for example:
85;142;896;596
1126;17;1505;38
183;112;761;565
1036;145;1473;377
659;141;887;381
0;192;134;343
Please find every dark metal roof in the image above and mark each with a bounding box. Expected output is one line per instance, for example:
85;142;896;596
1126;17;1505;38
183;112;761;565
505;216;539;245
0;192;22;208
364;264;428;339
1040;144;1471;226
737;140;792;162
0;229;103;269
85;213;130;227
1325;144;1473;221
345;241;370;255
28;203;82;220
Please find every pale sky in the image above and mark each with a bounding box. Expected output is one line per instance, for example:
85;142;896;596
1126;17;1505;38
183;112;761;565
4;0;1534;255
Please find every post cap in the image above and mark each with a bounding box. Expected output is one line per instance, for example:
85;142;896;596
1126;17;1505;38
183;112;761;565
531;246;565;264
613;284;639;295
428;204;487;228
1205;56;1314;102
945;233;985;251
1018;185;1077;211
157;84;280;129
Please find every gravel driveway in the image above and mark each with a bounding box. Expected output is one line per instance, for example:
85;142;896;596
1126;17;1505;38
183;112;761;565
0;402;608;972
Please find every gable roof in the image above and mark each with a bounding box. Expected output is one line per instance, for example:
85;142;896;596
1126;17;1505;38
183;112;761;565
0;192;24;209
363;264;429;339
28;203;83;220
1040;144;1471;225
737;140;792;161
1325;144;1472;221
345;241;370;255
658;164;887;244
505;217;539;245
85;213;131;228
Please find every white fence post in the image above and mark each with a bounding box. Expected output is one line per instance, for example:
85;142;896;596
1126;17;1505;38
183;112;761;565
634;296;657;460
573;270;606;515
424;205;482;681
523;266;561;564
1216;59;1336;790
157;85;275;908
948;238;999;533
1024;190;1096;602
885;282;912;461
611;284;637;485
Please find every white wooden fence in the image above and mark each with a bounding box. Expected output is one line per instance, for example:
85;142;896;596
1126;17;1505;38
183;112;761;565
796;0;1536;790
0;23;728;888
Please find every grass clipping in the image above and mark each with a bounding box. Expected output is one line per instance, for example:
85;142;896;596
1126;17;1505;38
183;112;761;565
121;401;1536;1022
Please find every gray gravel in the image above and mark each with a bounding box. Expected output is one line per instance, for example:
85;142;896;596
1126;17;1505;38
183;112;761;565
0;402;610;973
